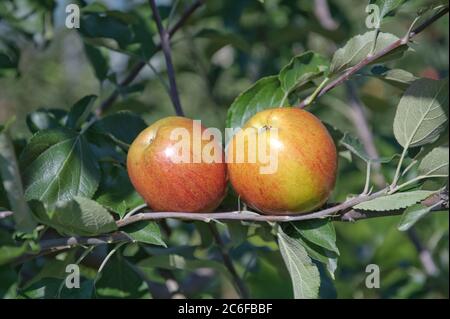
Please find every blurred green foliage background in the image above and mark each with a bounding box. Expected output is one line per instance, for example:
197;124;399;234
0;0;448;298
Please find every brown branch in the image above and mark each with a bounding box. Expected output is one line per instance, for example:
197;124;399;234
208;224;250;298
148;0;184;116
97;0;205;115
298;5;449;108
12;232;132;265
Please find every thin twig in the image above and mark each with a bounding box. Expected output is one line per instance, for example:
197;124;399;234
406;228;440;276
149;0;184;116
97;0;205;115
298;6;449;108
12;232;132;265
208;224;250;298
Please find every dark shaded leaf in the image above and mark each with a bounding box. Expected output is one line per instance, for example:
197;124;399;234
66;95;97;129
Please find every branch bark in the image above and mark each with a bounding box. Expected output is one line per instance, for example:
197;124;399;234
148;0;184;116
115;189;449;226
11;190;447;265
116;188;389;226
298;5;449;108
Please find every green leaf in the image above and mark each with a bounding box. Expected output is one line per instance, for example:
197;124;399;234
90;111;147;145
20;128;100;206
80;2;108;13
95;254;146;299
226;222;249;247
130;18;157;60
0;39;20;77
282;223;338;279
393;78;449;149
330;32;408;75
414;125;449;161
339;133;371;162
19;278;94;299
290;220;339;255
277;227;320;299
0;229;31;266
94;163;144;217
370;0;407;21
195;28;251;54
398;204;435;231
30;197;117;236
369;66;417;90
418;147;449;177
278;51;329;94
79;12;155;60
0;265;18;298
84;43;109;82
226;76;285;132
86;133;127;164
79;13;134;49
0;243;28;266
66;95;97;129
339;133;396;163
122;221;166;247
354;190;436;211
26;109;67;133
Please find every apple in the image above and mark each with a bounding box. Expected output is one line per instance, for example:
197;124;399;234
127;116;227;213
227;107;337;215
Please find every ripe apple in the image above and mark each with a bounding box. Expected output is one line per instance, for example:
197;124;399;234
127;116;227;212
227;108;337;215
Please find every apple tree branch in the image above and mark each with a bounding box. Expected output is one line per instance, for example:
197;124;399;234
298;5;449;108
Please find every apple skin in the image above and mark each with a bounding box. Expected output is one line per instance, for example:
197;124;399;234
227;108;337;215
127;116;227;213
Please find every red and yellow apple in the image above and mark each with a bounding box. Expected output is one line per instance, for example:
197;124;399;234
127;117;227;212
227;108;337;215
